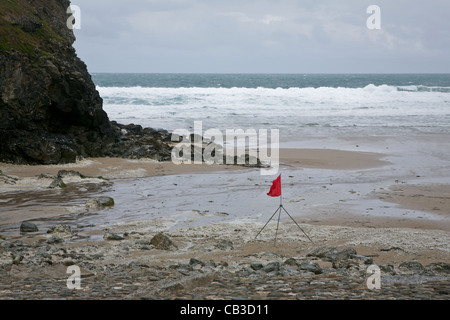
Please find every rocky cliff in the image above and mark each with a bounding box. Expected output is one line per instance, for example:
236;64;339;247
0;0;171;164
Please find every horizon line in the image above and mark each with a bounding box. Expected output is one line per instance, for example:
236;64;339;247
89;72;450;75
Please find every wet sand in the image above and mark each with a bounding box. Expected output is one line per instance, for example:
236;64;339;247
1;147;449;231
1;141;449;300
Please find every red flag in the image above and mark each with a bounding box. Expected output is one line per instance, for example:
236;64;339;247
267;174;282;197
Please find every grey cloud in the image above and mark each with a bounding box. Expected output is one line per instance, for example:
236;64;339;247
71;0;450;73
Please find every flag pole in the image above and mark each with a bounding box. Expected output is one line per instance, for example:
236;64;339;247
280;174;283;207
255;206;281;240
257;172;314;245
281;206;314;244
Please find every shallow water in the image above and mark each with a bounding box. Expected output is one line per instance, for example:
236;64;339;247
0;182;112;238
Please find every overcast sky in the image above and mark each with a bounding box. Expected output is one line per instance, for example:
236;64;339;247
70;0;450;74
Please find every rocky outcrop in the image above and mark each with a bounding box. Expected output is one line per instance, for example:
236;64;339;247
0;0;172;164
0;236;449;299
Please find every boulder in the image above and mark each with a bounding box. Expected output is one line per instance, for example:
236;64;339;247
398;261;425;274
250;262;264;271
104;232;125;241
95;197;115;207
150;233;178;251
306;246;357;261
20;221;38;233
57;170;86;179
46;235;64;244
214;240;234;250
425;262;450;275
283;258;298;266
86;197;115;209
189;258;206;267
297;261;322;274
49;177;66;189
47;224;72;235
263;261;281;273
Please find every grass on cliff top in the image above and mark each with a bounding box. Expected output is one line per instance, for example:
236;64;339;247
0;0;66;58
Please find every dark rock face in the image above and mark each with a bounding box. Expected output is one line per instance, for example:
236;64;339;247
0;0;172;164
106;122;172;161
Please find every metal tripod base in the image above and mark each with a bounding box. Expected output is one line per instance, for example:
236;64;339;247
255;204;314;246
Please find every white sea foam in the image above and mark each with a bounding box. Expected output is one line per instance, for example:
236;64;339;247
97;84;450;139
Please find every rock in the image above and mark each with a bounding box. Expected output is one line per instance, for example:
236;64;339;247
350;254;373;265
35;248;52;264
49;177;66;189
20;221;39;233
425;262;450;274
207;260;217;268
250;262;264;271
297;261;322;274
263;262;281;273
283;258;298;266
106;122;172;161
150;233;178;251
62;259;76;266
398;261;425;274
214;240;234;250
36;173;57;180
57;170;86;179
13;240;25;247
128;261;149;268
332;259;359;270
380;264;396;275
87;197;115;209
380;246;405;252
236;268;254;277
331;254;373;269
47;224;72;235
0;0;112;165
12;254;23;265
0;241;13;249
46;224;73;243
189;258;206;267
0;172;18;185
46;235;64;244
306;246;357;261
135;240;152;246
104;232;125;241
97;197;115;207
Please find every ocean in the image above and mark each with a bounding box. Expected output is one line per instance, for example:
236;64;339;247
93;73;450;141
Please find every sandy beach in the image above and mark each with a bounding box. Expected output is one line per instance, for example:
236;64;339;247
1;138;449;300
